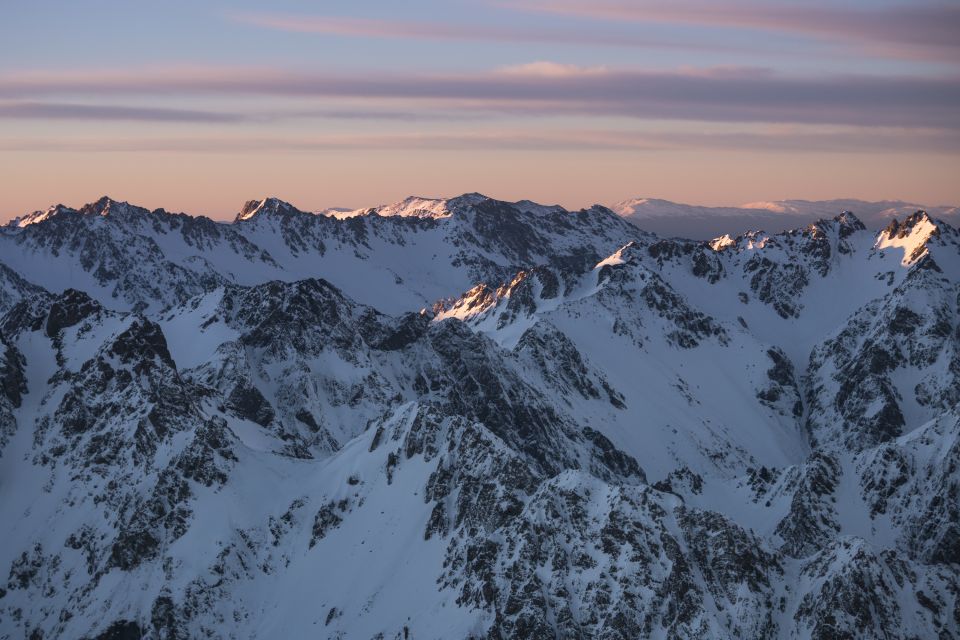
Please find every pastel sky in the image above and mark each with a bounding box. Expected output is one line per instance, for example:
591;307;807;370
2;0;958;220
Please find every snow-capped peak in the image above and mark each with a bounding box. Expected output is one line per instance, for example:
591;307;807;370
320;193;568;221
375;195;459;219
876;210;940;265
371;192;494;219
315;194;472;220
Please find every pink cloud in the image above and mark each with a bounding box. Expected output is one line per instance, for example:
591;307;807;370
495;62;609;77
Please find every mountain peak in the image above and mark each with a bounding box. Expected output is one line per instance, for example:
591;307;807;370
387;193;488;218
77;196;143;219
876;210;940;265
235;197;301;222
833;210;865;229
79;195;116;214
881;210;936;239
806;210;866;239
324;193;572;221
376;195;453;218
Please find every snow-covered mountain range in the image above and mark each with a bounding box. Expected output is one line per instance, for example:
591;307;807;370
0;193;957;639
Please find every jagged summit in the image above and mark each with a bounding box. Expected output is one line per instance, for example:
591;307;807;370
880;209;937;240
77;196;145;218
803;210;866;240
818;209;865;231
876;210;943;265
834;209;865;228
234;197;303;222
80;195;117;213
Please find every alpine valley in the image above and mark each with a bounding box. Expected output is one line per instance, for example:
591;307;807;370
0;193;957;640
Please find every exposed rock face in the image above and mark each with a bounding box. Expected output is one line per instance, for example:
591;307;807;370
805;264;960;452
1;199;958;638
0;334;26;453
0;261;47;317
774;452;842;558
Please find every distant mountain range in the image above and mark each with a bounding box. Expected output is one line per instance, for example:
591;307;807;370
1;193;958;639
610;197;959;239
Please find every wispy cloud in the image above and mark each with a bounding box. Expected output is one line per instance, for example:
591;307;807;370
2;65;957;130
3;127;956;155
501;1;960;62
0;101;243;123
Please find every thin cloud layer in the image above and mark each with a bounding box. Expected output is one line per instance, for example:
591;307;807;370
2;66;957;130
3;126;955;155
0;100;486;124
